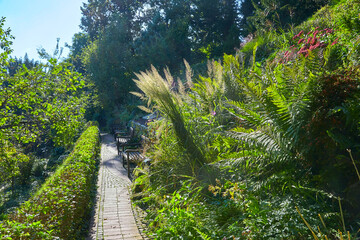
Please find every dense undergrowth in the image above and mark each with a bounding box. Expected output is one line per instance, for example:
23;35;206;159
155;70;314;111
132;1;360;239
0;123;100;239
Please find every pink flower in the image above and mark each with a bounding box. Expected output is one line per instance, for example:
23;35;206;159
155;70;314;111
309;42;321;50
298;38;305;44
310;37;317;45
298;47;309;56
300;46;308;51
326;29;334;34
293;30;304;40
211;111;216;116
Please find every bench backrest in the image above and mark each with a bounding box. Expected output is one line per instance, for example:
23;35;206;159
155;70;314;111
129;127;134;138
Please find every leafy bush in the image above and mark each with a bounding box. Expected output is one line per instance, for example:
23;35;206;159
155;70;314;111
0;219;53;240
0;123;100;239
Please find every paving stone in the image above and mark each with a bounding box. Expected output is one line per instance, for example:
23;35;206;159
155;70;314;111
87;133;143;240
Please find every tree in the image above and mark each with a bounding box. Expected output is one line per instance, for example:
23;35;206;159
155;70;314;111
239;0;256;36
66;32;90;74
82;16;135;109
192;0;241;58
139;0;241;63
80;0;151;113
79;0;242;123
7;54;40;76
135;0;194;70
80;0;111;40
0;18;88;187
1;59;87;147
0;17;13;69
80;0;148;40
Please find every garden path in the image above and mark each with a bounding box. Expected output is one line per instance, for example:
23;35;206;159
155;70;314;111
87;133;143;240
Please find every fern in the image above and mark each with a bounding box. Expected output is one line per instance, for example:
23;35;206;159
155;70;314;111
224;51;325;172
194;227;212;240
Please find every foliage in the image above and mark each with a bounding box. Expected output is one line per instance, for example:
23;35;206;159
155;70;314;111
79;0;242;125
6;54;40;76
0;141;29;189
0;124;100;239
82;16;135;109
80;0;146;40
0;58;87;146
0;19;89;202
242;0;330;35
132;1;360;238
0;219;53;240
0;17;13;67
66;32;90;74
146;181;206;239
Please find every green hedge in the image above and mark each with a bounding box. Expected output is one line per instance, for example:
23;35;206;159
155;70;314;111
0;123;100;239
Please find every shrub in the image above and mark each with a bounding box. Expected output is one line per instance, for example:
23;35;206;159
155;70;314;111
0;123;100;239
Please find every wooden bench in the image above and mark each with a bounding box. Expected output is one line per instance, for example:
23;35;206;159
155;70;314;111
115;127;134;155
111;124;124;136
122;136;151;178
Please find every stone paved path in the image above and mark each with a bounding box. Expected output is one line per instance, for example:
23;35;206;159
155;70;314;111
88;133;143;240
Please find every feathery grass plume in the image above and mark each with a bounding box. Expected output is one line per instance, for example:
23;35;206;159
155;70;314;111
191;60;225;114
133;65;206;176
184;59;194;89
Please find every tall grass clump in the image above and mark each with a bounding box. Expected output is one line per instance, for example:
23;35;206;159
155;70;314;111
132;65;207;176
0;122;100;239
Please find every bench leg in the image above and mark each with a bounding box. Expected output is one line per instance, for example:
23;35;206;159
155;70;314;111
127;152;131;178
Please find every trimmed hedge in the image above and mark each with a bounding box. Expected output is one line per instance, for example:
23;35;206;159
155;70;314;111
0;123;100;239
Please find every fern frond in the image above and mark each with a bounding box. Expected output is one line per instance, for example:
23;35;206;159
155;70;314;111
227;101;264;128
194;227;212;240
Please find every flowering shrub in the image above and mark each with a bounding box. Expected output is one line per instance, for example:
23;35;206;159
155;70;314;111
280;27;338;63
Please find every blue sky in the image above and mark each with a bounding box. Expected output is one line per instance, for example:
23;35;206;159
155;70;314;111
0;0;85;61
